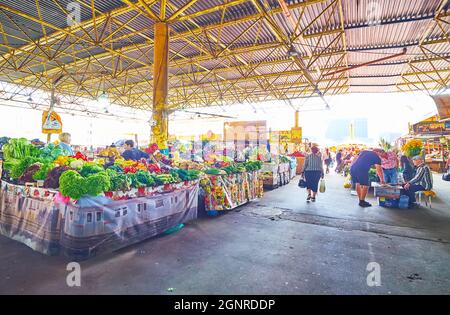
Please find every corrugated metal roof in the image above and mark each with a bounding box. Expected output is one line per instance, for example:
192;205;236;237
0;0;448;109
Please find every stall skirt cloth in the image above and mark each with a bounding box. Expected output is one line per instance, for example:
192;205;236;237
0;181;199;260
0;182;64;255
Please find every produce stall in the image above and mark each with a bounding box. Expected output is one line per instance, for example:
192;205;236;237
261;156;291;189
199;161;263;213
397;116;450;173
0;138;202;259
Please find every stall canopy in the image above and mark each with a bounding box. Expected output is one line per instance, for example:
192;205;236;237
412;115;450;136
432;95;450;121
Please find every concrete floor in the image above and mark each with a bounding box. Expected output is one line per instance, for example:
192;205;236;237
1;173;450;294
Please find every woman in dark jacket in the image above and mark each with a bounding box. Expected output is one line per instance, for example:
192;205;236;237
302;146;324;202
400;155;415;182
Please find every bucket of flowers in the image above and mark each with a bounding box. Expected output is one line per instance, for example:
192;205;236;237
402;139;423;157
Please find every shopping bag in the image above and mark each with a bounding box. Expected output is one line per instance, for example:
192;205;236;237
343;175;352;189
442;173;450;182
319;179;326;193
298;178;307;188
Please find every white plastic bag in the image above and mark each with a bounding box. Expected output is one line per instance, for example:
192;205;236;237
319;179;326;193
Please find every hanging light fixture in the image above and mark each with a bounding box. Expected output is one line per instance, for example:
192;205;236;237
287;45;299;57
98;75;110;108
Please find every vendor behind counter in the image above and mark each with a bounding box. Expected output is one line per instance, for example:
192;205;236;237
121;139;149;161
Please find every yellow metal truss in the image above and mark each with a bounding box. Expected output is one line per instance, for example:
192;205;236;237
0;0;448;111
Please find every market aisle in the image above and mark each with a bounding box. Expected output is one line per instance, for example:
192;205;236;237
1;172;450;294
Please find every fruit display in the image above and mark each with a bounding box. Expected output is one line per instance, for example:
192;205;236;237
98;146;121;158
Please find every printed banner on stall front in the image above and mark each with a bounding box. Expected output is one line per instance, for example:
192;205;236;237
0;181;199;259
61;183;199;260
0;182;64;255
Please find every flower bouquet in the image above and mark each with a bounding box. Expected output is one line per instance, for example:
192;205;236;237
402;139;423;157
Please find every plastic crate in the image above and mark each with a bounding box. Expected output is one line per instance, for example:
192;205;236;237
378;197;399;208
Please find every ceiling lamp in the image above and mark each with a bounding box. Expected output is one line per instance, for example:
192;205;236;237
287;45;299;58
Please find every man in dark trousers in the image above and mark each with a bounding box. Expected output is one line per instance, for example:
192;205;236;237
121;140;150;161
350;149;386;208
401;155;433;207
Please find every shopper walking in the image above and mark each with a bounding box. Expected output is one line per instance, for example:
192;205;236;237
323;148;332;174
381;150;399;184
400;155;415;182
335;149;343;173
350;149;386;208
302;146;324;202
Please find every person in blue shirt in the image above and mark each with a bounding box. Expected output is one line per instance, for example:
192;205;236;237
58;132;74;156
121;140;149;161
350;149;386;208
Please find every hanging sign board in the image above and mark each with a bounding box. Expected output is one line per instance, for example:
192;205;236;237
42;110;63;134
291;127;302;144
224;121;267;142
279;130;291;143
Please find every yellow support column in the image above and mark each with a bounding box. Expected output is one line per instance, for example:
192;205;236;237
152;22;169;149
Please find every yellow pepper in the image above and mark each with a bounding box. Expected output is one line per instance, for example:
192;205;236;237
55;155;69;165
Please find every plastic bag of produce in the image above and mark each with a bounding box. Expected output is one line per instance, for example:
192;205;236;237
319;179;326;193
343;175;352;189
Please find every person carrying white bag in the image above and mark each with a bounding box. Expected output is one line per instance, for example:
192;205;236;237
302;146;324;203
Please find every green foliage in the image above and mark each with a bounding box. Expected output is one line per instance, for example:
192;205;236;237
378;138;392;151
2;138;40;161
176;169;201;180
59;170;111;199
32;162;55;181
59;170;87;200
85;171;111;196
106;169;131;191
107;164;124;173
135;170;156;187
154;174;178;185
204;168;224;175
39;143;64;160
244;160;263;171
10;156;51;179
79;164;104;177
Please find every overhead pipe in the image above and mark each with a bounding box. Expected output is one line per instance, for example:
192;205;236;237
324;48;407;77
